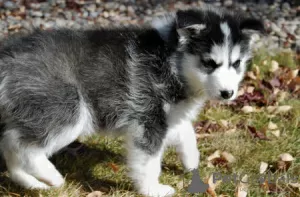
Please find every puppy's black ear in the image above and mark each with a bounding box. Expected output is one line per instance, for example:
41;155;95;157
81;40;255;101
176;10;206;38
240;18;265;34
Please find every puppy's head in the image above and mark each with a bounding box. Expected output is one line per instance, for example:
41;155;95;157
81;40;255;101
172;8;264;100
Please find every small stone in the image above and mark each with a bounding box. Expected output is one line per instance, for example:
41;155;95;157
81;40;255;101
104;2;115;10
282;2;290;11
31;11;44;17
4;1;16;10
119;5;126;12
90;12;99;18
127;6;135;16
103;11;109;18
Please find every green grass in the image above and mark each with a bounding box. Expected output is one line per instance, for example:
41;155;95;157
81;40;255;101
0;50;299;197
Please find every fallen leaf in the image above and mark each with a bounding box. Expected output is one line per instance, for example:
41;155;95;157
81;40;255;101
268;122;278;130
196;133;213;139
207;187;218;197
176;180;185;190
236;175;248;197
211;157;229;168
207;161;215;168
247;126;270;140
221;152;236;163
291;69;299;78
207;150;221;161
263;60;268;65
237;88;245;96
260;162;268;174
246;71;257;80
270;130;280;137
273;88;280;95
278;91;288;102
267;106;277;113
254;64;260;76
108;163;119;173
270;60;279;72
246;86;255;94
86;191;103;197
275;105;292;113
220;119;229;128
277;160;291;171
241;106;255;113
288;76;300;92
269;78;281;88
289;183;300;189
279;153;294;162
225;128;236;134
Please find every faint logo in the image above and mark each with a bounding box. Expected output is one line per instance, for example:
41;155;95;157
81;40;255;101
187;169;209;194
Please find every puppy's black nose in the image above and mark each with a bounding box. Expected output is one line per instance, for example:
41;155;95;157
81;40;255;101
220;90;234;99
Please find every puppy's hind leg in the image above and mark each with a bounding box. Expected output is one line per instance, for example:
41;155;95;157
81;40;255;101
0;130;64;189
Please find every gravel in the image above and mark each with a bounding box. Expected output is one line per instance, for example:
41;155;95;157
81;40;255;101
0;0;299;54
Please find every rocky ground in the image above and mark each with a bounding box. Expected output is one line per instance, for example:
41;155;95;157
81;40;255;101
0;0;299;54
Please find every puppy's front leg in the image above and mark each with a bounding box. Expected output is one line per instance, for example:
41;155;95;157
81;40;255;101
126;123;175;197
166;120;200;171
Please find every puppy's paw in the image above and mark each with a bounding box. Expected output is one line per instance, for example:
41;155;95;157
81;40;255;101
46;174;65;188
182;149;200;171
140;184;175;197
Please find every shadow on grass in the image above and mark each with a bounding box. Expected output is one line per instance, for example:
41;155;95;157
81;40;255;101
0;141;134;195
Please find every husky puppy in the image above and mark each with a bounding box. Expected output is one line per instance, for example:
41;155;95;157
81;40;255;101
0;7;263;197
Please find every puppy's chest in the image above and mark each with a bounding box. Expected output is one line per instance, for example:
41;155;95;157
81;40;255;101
164;98;206;125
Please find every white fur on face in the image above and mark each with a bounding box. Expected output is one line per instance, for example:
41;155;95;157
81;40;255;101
182;22;251;100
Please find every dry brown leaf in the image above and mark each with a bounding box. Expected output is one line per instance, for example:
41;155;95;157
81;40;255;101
289;183;300;189
270;130;280;137
246;71;257;80
263;60;268;65
275;105;292;113
254;64;260;76
237;88;245;96
247;126;270;140
241;106;255;113
207;150;221;161
268;122;278;130
176;180;185;190
259;162;268;174
270;60;279;72
278;91;288;102
207;161;215;168
236;175;248;197
108;163;119;173
221;151;236;163
273;88;280;95
277;160;291;171
267;106;277;113
196;133;220;139
279;153;294;162
220;119;229;128
291;69;299;78
207;187;218;197
86;191;103;197
246;86;255;94
225;128;236;134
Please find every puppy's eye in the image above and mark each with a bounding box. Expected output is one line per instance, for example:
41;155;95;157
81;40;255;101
201;59;219;70
232;60;241;69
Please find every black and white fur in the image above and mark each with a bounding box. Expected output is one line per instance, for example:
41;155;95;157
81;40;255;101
0;7;264;197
